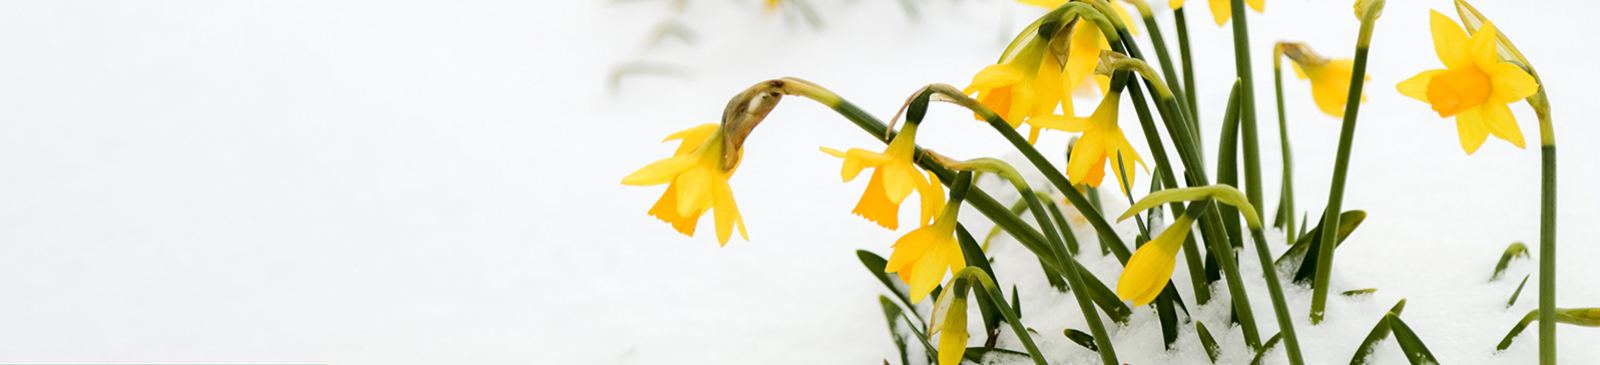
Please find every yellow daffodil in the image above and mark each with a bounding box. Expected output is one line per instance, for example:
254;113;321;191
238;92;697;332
1116;210;1198;305
1169;0;1263;26
1282;43;1368;118
765;0;781;11
1033;91;1145;195
929;279;970;365
622;124;748;245
964;47;1069;144
819;123;943;229
1396;11;1539;154
884;187;965;302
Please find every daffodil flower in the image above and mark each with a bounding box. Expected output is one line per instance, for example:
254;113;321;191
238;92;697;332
1033;91;1146;196
1116;207;1199;305
1283;43;1368;118
622;124;748;245
964;46;1069;145
1170;0;1263;26
819;123;943;229
884;184;965;302
1016;0;1140;35
1397;11;1539;154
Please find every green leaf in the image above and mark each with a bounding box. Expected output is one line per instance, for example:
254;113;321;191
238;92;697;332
1275;210;1366;284
898;306;937;362
958;224;1003;336
963;346;1032;362
1342;288;1378;297
1350;299;1406;365
879;296;910;365
1387;314;1439;365
1508;274;1529;308
1012;285;1022;319
1491;242;1530;282
858;250;917;317
983;198;1031;251
1063;329;1098;352
1498;308;1600;351
1249;332;1284;365
1196;321;1220;363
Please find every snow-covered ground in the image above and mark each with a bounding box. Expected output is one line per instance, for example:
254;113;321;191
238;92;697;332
0;0;1594;364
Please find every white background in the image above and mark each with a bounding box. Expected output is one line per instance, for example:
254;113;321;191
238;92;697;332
0;0;1594;364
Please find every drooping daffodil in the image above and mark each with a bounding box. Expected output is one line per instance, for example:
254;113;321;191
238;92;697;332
964;41;1069;145
622;124;748;245
819;122;943;230
1170;0;1263;26
1033;90;1146;196
884;177;964;302
1396;11;1539;154
1280;42;1368;118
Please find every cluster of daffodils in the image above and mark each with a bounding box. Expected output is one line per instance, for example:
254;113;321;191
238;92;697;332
622;1;1569;365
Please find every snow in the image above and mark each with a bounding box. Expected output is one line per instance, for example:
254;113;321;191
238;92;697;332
0;0;1595;364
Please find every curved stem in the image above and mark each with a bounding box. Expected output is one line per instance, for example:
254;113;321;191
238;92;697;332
1311;6;1381;324
953;268;1049;365
1272;52;1297;244
1249;227;1305;365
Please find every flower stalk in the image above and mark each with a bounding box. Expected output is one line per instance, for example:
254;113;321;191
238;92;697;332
1311;0;1384;324
1229;0;1265;224
1271;43;1297;243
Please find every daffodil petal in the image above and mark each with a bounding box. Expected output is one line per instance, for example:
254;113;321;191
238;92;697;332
674;164;717;216
1246;0;1263;12
842;148;893;182
1468;21;1500;71
881;162;923;205
1483;62;1539;104
1477;103;1525;149
1397;69;1445;103
1208;0;1231;26
1066;22;1105;91
1169;0;1184;10
886;226;934;274
1310;59;1358;117
965;64;1025;94
712;181;744;245
1112;2;1139;36
622;154;696;186
1290;61;1308;80
1430;10;1472;70
1117;235;1180;306
818;146;846;158
1455;105;1490;155
1067;130;1108;184
919;172;945;227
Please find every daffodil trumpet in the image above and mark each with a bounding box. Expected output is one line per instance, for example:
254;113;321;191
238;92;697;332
1449;2;1556;363
1311;0;1384;325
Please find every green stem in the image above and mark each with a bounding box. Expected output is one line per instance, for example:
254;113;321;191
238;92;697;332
1137;14;1191;125
1310;13;1379;324
1273;56;1297;244
1118;69;1212;305
1539;120;1556;365
1218;81;1244;251
1249;227;1304;365
1174;8;1201;151
1229;0;1264;224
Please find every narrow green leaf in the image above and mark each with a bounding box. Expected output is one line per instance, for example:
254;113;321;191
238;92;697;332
1275;210;1366;284
983;198;1031;251
1387;314;1439;365
1342;288;1378;297
1120;185;1260;229
958;224;1003;336
1250;332;1285;365
1196;321;1220;363
1498;308;1600;351
1350;299;1406;365
1491;242;1530;282
1064;329;1099;352
898;307;937;362
1508;274;1530;308
1012;285;1022;319
858;250;919;324
879;296;910;365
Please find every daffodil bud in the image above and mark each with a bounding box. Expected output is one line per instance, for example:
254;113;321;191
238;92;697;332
930;278;970;365
1352;0;1383;20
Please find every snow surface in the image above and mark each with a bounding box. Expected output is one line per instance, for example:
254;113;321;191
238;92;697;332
0;0;1595;364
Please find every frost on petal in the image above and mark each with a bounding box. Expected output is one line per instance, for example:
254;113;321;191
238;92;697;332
853;170;901;230
1477;103;1525;149
1430;10;1472;70
1397;70;1445;103
1454;106;1490;155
